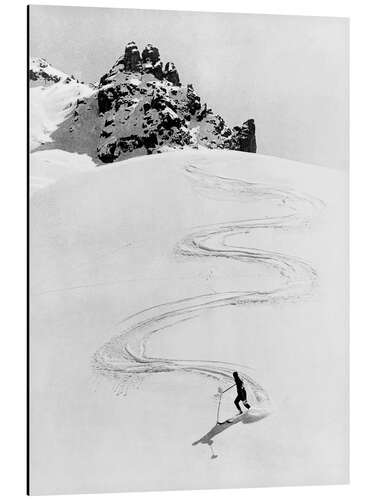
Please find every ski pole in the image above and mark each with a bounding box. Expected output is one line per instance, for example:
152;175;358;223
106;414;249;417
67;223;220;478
216;383;235;423
221;383;235;394
216;392;222;424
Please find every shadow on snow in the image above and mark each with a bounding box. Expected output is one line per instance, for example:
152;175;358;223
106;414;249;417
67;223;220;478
192;407;270;459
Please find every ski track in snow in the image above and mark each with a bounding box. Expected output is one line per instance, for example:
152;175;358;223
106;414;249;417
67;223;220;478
93;163;324;415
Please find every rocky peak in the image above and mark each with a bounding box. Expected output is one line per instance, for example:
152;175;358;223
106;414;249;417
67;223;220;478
141;44;160;65
121;42;182;86
123;41;142;72
43;42;257;163
141;44;165;81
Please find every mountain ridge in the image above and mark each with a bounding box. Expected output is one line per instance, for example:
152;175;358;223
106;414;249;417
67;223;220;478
30;42;257;163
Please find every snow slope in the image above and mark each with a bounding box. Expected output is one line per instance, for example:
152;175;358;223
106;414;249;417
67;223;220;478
29;57;94;151
29;150;348;494
29;150;96;195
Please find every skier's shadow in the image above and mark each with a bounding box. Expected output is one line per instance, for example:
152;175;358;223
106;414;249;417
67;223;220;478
192;408;270;459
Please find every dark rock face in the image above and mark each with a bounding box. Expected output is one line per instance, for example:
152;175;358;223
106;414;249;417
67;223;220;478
97;83;115;114
196;103;210;122
141;45;164;80
231;119;257;153
143;59;164;80
141;44;160;65
123;42;142;72
152;61;164;80
186;84;201;115
164;62;180;86
29;68;61;84
98;138;120;163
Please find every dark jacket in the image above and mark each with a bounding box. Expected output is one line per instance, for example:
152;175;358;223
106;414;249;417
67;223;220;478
235;377;246;398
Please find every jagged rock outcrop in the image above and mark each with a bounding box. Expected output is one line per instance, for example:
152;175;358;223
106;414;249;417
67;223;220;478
142;44;160;65
123;41;142;72
36;42;257;163
186;84;201;115
141;44;164;80
231;119;257;153
164;62;180;86
29;57;68;86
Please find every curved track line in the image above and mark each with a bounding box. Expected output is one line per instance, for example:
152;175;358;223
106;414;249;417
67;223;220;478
93;164;324;412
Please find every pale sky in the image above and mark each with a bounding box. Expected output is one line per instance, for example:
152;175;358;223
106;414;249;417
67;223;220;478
29;6;348;170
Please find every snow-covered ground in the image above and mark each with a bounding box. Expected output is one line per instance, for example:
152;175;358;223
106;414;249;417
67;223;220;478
29;150;96;195
29;150;348;494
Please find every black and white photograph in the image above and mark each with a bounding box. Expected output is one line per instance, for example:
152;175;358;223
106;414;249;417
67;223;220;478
28;4;349;495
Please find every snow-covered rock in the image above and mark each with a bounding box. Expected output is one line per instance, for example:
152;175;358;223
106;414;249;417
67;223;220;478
29;57;95;151
29;57;71;86
31;43;257;163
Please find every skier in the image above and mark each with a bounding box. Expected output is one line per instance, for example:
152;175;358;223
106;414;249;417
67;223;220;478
216;372;251;424
232;371;251;414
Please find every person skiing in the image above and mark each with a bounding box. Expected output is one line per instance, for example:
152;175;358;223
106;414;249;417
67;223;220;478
216;372;251;424
232;371;251;414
